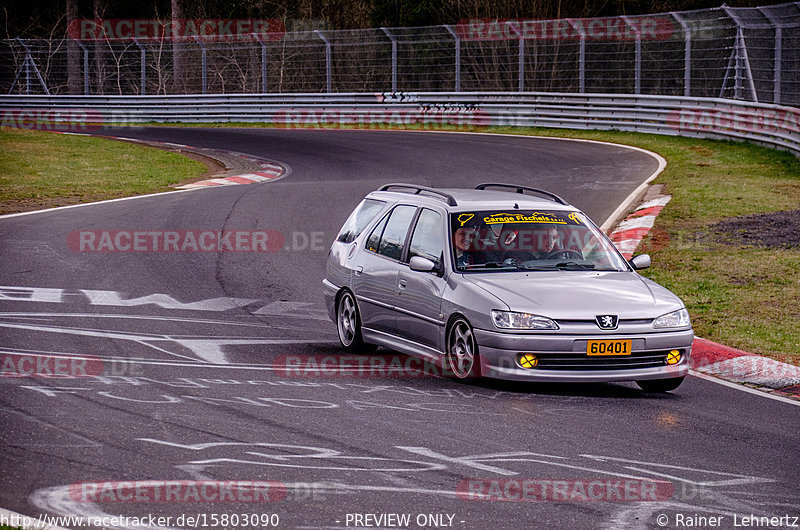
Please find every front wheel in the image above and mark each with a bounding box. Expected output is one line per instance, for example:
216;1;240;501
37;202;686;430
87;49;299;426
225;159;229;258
336;291;377;353
636;376;684;393
446;317;481;379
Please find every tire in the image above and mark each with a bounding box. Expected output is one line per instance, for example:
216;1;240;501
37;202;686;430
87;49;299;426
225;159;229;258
336;290;377;354
636;376;685;393
446;317;481;379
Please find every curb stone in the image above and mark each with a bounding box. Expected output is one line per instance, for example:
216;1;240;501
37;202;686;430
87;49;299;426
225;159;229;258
608;187;799;401
104;137;288;189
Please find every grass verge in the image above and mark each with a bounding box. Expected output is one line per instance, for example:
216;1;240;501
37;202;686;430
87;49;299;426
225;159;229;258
4;122;798;362
0;128;207;215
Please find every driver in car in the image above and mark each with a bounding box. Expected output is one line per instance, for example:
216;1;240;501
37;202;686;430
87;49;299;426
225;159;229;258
539;226;562;257
454;226;482;268
499;225;562;265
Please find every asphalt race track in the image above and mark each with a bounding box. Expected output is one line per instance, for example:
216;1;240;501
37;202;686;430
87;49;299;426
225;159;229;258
1;128;798;530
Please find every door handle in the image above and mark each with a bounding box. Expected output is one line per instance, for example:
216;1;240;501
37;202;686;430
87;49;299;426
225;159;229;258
354;266;363;276
398;279;407;289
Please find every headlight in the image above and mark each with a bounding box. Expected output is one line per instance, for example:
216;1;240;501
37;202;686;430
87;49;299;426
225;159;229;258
653;308;691;329
492;310;559;330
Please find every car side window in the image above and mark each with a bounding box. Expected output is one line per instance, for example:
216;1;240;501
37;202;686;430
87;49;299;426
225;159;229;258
366;214;389;253
408;208;443;267
336;199;386;244
366;205;416;261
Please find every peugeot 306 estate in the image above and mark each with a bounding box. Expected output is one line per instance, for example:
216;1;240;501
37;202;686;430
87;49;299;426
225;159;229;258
323;183;693;392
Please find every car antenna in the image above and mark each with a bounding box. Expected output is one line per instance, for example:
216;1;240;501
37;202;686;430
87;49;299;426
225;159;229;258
514;203;519;209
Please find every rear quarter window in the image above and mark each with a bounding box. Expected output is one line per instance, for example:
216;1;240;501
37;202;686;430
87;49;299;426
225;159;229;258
336;199;386;244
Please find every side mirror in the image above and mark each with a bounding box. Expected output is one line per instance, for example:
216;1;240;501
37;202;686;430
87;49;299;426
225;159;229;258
630;254;651;270
409;256;436;272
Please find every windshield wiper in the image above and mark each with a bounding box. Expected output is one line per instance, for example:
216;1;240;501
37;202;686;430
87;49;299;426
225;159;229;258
554;261;596;270
516;264;559;271
462;261;518;269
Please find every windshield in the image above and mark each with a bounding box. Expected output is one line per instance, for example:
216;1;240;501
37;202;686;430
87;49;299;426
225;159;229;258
450;210;629;272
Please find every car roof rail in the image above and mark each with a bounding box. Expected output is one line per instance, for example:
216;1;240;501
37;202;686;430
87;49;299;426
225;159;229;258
378;183;458;206
475;183;567;205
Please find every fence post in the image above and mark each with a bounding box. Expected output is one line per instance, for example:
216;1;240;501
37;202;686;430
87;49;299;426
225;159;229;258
622;16;641;94
74;39;89;95
722;5;758;102
567;19;586;93
133;39;146;95
254;34;268;94
444;25;461;92
506;21;525;92
758;6;782;104
25;48;30;94
10;38;50;95
315;30;332;93
671;13;691;97
381;27;397;92
192;36;207;94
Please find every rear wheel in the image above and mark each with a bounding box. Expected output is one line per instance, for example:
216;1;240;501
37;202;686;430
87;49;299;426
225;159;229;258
336;291;377;354
446;317;481;379
636;376;684;393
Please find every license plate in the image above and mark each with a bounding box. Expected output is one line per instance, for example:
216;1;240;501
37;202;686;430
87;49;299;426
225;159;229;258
587;339;632;356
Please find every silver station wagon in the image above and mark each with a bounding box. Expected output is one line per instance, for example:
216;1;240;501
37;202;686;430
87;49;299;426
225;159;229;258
323;183;693;392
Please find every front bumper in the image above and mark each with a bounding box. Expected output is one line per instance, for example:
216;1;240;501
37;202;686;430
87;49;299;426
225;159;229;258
322;278;338;322
474;328;693;382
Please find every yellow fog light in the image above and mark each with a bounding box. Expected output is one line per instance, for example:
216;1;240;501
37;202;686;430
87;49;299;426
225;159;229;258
666;350;682;365
518;353;538;369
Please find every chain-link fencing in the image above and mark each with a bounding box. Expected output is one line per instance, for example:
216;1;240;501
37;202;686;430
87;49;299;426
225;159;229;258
2;3;798;105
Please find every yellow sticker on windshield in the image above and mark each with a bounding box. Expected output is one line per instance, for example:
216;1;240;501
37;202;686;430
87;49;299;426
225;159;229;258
569;212;582;224
457;213;475;226
483;212;566;225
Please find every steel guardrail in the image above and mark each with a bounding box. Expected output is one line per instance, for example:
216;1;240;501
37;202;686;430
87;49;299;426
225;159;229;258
1;92;798;156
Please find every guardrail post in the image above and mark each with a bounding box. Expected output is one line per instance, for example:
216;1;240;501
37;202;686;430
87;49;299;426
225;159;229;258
315;30;332;93
671;12;692;97
758;6;782;104
133;39;146;95
193;36;207;95
74;39;89;95
444;25;461;92
254;33;268;93
567;19;586;93
622;16;641;94
381;27;397;92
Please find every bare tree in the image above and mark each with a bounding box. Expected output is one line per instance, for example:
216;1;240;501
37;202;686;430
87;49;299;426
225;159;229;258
92;0;107;94
66;0;80;93
172;0;186;92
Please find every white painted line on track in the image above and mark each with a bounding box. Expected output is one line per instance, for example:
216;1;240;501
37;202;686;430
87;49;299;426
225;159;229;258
690;370;800;407
0;188;200;220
